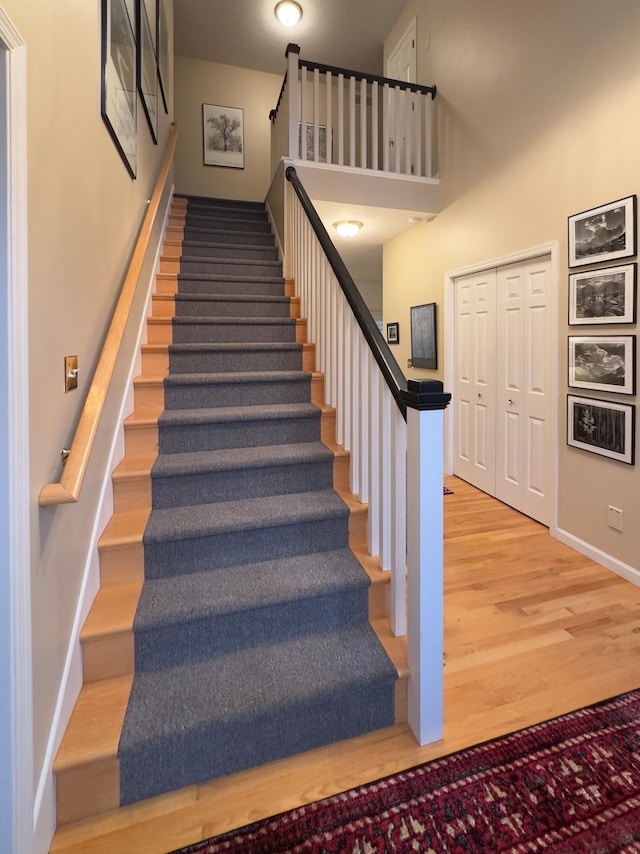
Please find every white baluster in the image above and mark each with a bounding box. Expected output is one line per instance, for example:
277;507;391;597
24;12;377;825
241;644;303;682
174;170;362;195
350;322;361;496
326;71;332;164
425;95;433;179
382;83;390;172
394;86;402;174
379;380;392;571
360;77;367;169
405;89;412;176
414;93;422;178
349;76;356;167
335;294;345;445
338;73;344;166
391;408;407;636
358;337;369;503
300;65;307;160
342;310;352;452
313;67;320;161
371;80;379;171
367;358;380;556
329;280;338;409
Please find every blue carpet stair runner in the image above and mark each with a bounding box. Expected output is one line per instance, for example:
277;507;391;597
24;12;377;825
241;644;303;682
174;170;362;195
117;195;397;805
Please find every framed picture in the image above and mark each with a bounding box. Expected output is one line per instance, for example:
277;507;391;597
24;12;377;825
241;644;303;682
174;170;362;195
137;0;158;143
568;196;637;268
157;0;169;113
567;394;635;465
568;263;636;324
410;303;437;369
568;335;636;395
101;0;137;178
298;123;329;161
203;104;244;168
386;322;399;345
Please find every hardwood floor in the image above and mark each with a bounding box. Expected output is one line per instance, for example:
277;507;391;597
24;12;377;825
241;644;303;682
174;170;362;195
50;476;640;854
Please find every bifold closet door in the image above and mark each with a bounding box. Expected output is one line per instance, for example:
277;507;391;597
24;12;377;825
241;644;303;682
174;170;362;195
454;257;552;525
495;258;552;525
453;268;497;497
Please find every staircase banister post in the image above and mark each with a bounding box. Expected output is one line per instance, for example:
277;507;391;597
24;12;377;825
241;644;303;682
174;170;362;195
286;43;301;159
401;380;451;746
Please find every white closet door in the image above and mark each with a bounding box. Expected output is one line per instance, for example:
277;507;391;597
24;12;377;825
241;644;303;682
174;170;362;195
453;269;497;495
455;257;552;526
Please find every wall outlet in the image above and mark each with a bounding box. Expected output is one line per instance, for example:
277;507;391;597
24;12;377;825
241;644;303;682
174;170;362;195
407;358;413;368
608;505;623;532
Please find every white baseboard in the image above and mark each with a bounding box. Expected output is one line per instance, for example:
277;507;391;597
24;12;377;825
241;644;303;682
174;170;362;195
551;525;640;587
32;187;175;852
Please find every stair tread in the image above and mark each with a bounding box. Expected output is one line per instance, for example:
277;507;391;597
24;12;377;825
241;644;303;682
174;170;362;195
163;370;310;386
144;489;348;544
121;625;395;741
169;316;296;325
177;272;284;283
167;341;303;353
172;292;291;304
135;549;367;630
151;441;332;477
54;675;133;770
158;402;320;426
82;581;142;639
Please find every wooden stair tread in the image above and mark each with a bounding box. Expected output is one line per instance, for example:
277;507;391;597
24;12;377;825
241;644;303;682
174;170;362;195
54;675;133;771
112;453;156;479
81;582;142;642
99;509;149;547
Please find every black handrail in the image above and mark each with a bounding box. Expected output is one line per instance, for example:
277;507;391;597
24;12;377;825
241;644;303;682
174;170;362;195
299;59;437;99
285;165;408;419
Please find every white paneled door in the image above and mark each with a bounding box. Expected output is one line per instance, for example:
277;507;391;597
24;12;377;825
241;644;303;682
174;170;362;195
454;257;552;525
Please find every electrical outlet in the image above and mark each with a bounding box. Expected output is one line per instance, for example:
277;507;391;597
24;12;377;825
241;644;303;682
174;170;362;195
608;505;623;532
407;358;413;368
65;355;78;393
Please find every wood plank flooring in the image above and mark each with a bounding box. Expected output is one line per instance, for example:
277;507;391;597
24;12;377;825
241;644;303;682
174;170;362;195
50;476;640;854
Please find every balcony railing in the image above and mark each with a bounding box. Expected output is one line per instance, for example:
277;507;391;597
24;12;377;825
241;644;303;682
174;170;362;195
270;44;437;180
282;165;451;746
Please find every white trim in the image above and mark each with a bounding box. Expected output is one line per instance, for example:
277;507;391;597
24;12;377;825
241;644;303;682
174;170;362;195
32;187;175;850
552;526;640;587
0;7;33;853
443;241;559;529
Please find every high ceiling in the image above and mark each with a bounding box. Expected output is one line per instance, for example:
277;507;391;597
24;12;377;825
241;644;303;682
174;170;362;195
174;0;408;77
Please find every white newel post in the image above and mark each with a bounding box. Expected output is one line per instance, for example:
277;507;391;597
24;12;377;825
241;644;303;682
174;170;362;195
402;380;451;746
286;44;301;159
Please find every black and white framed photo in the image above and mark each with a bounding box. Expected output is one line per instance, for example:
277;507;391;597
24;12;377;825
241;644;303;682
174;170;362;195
410;302;437;369
157;0;169;113
568;335;636;395
567;394;635;465
203;104;244;168
137;0;158;143
568;196;637;268
101;0;137;178
386;322;399;345
568;263;636;325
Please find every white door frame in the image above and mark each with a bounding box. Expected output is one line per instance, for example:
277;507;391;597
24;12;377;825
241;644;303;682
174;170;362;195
0;7;33;853
444;241;559;530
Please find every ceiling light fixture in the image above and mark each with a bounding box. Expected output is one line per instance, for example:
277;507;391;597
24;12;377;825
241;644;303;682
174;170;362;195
275;1;302;27
333;220;363;238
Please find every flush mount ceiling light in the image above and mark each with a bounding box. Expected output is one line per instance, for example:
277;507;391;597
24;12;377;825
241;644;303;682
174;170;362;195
333;220;363;238
275;1;302;27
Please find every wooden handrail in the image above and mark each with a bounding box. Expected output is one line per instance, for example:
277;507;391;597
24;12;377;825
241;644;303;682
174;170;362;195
39;123;179;506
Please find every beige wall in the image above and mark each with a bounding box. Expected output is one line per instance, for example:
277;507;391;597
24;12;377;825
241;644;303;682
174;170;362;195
2;0;174;798
383;0;640;568
174;56;281;201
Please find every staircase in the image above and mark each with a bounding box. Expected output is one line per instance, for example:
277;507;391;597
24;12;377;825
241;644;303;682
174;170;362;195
52;195;405;828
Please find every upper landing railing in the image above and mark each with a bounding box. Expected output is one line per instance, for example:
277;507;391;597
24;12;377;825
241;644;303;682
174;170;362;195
270;44;437;180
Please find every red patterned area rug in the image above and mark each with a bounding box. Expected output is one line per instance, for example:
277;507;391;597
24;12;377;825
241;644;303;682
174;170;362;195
173;689;640;853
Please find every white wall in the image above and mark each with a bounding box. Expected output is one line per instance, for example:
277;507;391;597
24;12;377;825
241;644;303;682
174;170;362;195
174;56;281;201
0;0;174;846
383;0;640;570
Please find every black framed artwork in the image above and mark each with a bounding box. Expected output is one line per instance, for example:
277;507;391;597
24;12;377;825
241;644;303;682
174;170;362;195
567;394;635;465
101;0;137;178
568;263;636;325
410;303;437;369
137;0;158;143
157;0;169;113
568;335;636;396
568;196;637;268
